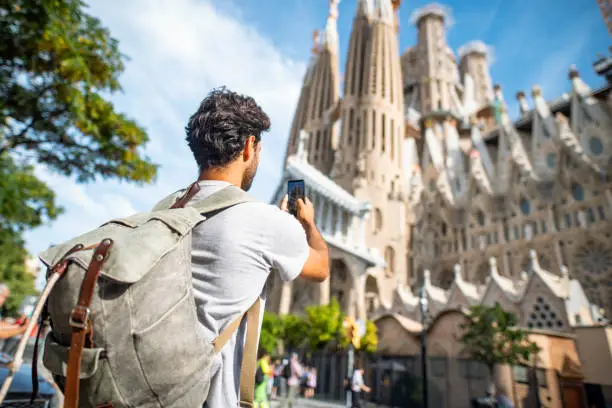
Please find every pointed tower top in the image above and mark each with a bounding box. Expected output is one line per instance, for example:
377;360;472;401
489;257;499;277
458;40;493;61
323;0;340;50
373;0;394;24
410;3;454;28
312;29;321;54
357;0;374;16
568;64;580;79
424;269;431;286
528;249;540;272
453;264;462;282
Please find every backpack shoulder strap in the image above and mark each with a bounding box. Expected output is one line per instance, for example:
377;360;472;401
212;298;261;407
188;184;255;215
154;182;256;215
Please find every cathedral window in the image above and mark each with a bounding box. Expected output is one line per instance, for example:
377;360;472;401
363;110;368;148
315;131;321;150
526;296;564;330
381;114;386;153
372;111;376;149
546;152;556;169
476;211;485;227
587;208;596;223
373;208;383;234
390;119;395;161
520;198;531;215
355;118;361;149
598;206;607;220
571;183;584;201
589;137;604;156
565;213;572;228
384;246;395;277
541;220;547;233
575;241;612;277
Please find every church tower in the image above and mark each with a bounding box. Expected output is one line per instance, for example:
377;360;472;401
333;0;408;303
411;4;459;114
458;41;494;109
284;1;341;174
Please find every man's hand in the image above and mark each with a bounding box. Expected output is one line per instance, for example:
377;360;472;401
296;198;315;227
280;195;289;212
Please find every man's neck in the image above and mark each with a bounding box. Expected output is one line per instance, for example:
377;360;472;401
198;168;242;189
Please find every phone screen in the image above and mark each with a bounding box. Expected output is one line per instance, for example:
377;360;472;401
287;179;305;217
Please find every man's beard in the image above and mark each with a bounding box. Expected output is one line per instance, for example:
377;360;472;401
241;156;259;191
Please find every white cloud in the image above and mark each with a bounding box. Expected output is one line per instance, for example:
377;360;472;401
24;0;306;272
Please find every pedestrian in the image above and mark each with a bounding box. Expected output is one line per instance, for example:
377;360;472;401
271;358;282;399
350;365;371;408
156;87;330;407
282;353;304;407
305;367;317;399
254;351;272;408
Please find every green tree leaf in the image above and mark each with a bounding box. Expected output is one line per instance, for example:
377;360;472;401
0;0;158;310
459;304;541;376
357;320;378;353
281;314;309;351
259;311;283;355
304;298;344;351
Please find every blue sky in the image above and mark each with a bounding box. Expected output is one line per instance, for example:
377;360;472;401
24;0;610;284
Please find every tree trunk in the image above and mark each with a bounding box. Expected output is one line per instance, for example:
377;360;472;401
487;365;496;397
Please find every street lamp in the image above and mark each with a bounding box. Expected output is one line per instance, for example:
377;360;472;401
419;282;429;408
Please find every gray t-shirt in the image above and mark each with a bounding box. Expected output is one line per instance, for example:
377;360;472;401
188;181;309;407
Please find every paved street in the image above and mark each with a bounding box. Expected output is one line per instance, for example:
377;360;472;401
270;397;346;407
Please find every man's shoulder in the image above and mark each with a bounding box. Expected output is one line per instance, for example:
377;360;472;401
227;201;295;224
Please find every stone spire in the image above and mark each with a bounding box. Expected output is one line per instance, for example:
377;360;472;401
412;3;459;114
331;0;408;288
322;0;340;52
284;3;340;174
458;41;494;107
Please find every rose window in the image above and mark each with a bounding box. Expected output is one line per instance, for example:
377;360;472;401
575;243;612;277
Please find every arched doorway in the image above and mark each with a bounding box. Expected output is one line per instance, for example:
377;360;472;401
365;275;380;315
330;259;353;313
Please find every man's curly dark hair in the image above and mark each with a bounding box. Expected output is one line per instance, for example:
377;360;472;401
186;87;271;172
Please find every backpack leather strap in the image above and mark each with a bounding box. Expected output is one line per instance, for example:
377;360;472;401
212;298;261;407
239;298;261;407
64;239;113;408
170;181;201;209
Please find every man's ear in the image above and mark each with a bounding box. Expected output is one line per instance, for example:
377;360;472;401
243;135;257;161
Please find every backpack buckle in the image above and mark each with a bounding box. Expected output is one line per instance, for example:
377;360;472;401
69;306;90;330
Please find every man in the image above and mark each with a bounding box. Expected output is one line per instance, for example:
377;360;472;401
351;365;371;408
282;353;303;408
167;88;329;407
255;351;272;408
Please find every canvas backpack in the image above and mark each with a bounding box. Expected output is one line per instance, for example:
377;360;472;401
37;182;261;408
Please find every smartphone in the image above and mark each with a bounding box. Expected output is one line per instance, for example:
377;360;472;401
287;179;305;217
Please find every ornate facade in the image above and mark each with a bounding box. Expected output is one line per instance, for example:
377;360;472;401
268;1;612;333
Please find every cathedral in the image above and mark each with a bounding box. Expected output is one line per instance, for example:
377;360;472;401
267;0;612;339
